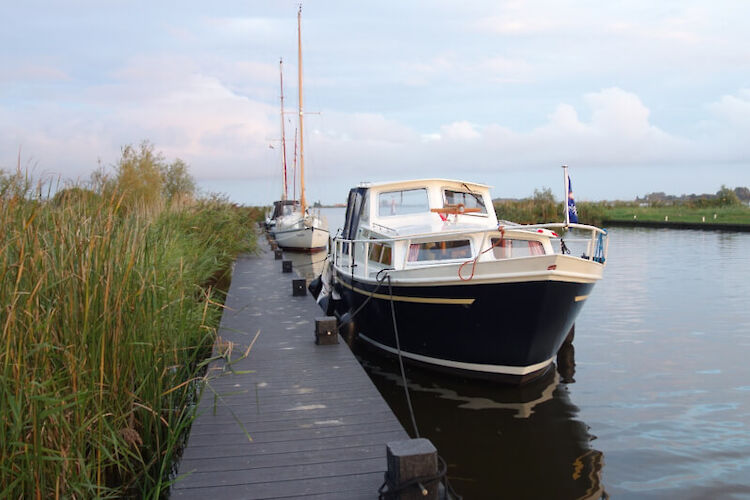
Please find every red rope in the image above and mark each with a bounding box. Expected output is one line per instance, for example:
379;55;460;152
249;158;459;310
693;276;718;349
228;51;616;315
458;226;505;281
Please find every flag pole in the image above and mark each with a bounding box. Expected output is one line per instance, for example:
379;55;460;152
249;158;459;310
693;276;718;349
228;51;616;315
562;165;570;227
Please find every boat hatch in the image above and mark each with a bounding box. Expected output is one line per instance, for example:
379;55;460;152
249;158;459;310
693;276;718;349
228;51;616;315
490;238;545;259
378;188;430;217
407;239;472;262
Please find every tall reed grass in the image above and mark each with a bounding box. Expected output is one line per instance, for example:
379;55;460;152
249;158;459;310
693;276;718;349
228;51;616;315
0;178;260;498
494;189;606;226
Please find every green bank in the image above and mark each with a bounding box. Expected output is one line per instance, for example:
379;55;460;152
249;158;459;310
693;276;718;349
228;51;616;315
1;145;262;498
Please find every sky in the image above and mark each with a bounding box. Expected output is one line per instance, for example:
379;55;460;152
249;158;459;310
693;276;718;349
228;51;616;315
1;0;749;204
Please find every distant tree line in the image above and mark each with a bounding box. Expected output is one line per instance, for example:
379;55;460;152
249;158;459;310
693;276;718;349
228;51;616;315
636;186;750;208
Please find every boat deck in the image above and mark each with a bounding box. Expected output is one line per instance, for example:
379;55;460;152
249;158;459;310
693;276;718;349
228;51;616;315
170;239;408;499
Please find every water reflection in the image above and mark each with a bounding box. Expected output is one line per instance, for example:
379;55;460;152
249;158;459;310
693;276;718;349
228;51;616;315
284;249;327;282
353;341;607;499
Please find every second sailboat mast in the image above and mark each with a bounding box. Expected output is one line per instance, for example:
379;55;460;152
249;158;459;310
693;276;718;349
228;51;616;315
297;5;307;213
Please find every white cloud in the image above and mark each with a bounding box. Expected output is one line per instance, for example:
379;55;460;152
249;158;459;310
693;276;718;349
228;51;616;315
707;89;750;128
439;121;481;141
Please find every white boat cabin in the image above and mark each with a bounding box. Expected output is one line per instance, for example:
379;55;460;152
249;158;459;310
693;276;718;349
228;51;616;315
335;179;565;280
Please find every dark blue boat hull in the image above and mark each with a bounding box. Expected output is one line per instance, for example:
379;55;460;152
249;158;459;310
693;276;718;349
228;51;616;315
335;272;595;382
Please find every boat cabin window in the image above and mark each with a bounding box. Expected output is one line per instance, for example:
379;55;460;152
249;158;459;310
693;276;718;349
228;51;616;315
407;240;472;262
368;240;392;266
490;238;545;259
443;189;487;214
378;188;429;217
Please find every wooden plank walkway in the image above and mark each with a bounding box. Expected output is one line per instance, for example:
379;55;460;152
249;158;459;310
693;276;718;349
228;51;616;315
171;240;408;499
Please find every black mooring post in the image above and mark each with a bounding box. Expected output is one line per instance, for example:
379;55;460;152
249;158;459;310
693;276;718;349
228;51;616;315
282;260;292;273
314;317;338;345
274;249;283;260
292;279;306;296
385;438;439;500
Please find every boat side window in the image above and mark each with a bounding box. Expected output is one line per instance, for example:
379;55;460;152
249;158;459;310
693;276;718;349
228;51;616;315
368;239;392;265
359;194;370;222
407;240;472;262
378;188;429;217
490;238;545;259
443;189;487;214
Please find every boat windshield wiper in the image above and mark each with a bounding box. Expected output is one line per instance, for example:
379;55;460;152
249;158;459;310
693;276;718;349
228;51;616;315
461;183;485;207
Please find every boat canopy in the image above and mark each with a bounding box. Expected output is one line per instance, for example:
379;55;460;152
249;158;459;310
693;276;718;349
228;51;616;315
271;199;300;219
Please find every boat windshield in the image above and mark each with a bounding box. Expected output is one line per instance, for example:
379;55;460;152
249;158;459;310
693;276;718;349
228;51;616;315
443;189;487;214
378;188;429;217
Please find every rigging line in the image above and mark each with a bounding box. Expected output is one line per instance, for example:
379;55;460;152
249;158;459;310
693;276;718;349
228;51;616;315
458;229;505;281
387;273;420;439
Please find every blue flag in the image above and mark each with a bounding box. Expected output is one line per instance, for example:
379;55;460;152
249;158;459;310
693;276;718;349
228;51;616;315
567;174;579;224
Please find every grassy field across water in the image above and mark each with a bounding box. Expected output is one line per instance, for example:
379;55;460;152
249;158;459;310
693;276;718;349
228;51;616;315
494;188;750;228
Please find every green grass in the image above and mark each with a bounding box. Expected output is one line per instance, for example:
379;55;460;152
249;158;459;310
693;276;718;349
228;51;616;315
602;204;750;225
494;198;750;227
0;184;262;498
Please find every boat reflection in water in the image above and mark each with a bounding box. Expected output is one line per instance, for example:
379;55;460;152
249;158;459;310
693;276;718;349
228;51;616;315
352;338;607;499
285;249;327;282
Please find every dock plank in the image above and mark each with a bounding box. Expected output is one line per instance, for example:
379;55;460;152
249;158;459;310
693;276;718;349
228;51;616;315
171;241;408;498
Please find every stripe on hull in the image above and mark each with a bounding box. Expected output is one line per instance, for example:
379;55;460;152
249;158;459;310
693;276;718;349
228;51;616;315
360;334;555;376
337;278;475;305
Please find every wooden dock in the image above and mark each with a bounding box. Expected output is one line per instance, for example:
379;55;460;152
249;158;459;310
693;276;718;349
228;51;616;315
171;241;408;499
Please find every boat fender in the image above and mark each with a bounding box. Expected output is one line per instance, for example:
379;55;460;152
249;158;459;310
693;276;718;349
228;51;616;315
338;311;357;339
308;275;323;299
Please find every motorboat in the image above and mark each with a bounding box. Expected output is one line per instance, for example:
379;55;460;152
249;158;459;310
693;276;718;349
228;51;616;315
319;178;608;383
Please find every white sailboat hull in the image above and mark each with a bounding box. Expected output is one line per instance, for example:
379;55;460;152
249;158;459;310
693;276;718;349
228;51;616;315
274;215;329;251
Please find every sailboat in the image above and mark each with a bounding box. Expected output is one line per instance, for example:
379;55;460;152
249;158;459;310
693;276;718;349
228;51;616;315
271;6;329;251
265;58;299;233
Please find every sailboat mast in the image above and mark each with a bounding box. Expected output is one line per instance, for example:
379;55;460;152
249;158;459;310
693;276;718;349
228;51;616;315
293;128;298;200
279;58;288;200
297;5;307;213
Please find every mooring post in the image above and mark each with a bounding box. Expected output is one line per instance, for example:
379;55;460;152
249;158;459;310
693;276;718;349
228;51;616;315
282;260;292;273
292;279;306;296
274;249;283;260
385;439;439;500
314;317;338;345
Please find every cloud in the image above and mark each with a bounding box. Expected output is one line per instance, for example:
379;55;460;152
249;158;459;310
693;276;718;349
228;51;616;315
438;121;481;141
707;89;750;128
301;87;694;182
0;55;280;181
401;53;533;87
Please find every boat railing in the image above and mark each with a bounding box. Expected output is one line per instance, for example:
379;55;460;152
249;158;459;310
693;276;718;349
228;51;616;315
332;222;608;274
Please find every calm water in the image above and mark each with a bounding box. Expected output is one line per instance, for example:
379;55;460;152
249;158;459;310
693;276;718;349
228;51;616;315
304;210;750;498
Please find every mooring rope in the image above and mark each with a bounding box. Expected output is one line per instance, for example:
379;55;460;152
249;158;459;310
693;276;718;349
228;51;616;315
386;273;420;439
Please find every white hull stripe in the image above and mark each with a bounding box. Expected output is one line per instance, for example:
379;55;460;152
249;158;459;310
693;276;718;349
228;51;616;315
359;334;555;376
338;278;475;305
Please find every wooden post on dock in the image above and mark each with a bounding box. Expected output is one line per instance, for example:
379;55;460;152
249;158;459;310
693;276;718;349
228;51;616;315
315;317;338;345
384;438;439;500
292;279;306;296
274;249;283;260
